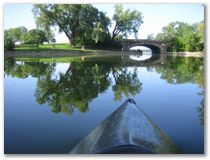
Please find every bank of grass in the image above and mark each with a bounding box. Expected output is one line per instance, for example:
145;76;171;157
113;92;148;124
14;43;95;52
15;54;123;63
15;57;82;63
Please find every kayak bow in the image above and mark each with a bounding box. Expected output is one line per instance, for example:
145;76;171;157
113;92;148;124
70;98;181;154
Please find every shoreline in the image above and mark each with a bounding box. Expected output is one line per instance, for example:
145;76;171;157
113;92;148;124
4;50;204;58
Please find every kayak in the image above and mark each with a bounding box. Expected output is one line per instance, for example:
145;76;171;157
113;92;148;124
70;98;181;154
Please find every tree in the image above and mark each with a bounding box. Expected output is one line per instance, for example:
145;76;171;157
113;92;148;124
21;29;48;47
147;34;155;40
111;4;143;40
156;21;204;52
4;26;27;50
33;4;110;46
11;26;27;43
196;20;204;51
4;30;15;50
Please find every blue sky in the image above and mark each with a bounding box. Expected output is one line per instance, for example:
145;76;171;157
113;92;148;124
4;3;204;43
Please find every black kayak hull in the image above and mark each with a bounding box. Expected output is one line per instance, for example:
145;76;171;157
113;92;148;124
70;99;181;154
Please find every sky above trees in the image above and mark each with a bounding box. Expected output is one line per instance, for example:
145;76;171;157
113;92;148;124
4;3;204;43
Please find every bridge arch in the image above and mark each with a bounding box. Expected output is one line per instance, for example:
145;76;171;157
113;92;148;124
129;43;162;53
121;39;166;54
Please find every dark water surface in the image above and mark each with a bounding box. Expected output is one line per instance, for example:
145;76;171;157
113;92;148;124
4;54;204;154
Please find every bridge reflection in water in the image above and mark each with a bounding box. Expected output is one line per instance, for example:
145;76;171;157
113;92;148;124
129;46;152;61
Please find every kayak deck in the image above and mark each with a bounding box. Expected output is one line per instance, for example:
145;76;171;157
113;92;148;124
70;98;181;154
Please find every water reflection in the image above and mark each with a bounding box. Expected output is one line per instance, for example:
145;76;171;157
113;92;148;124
155;56;204;85
111;67;141;100
197;90;204;126
4;55;204;121
129;52;152;61
4;58;49;78
154;56;204;126
4;58;142;114
35;62;112;114
4;55;205;153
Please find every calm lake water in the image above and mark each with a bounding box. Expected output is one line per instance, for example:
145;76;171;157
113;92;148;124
4;54;204;154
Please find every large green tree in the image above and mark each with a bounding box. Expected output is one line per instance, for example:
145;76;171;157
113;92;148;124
11;26;27;43
4;30;15;51
4;26;27;44
4;26;27;50
156;21;204;52
33;4;110;46
111;4;143;40
21;29;48;47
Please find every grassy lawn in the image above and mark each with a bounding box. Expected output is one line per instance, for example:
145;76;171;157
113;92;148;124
14;43;95;52
15;54;123;63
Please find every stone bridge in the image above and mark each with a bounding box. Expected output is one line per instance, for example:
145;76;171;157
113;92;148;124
121;39;166;54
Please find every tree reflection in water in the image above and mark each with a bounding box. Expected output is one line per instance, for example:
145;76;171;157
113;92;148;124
112;67;141;100
35;62;110;114
34;61;141;114
4;56;204;121
4;57;50;78
197;90;204;126
155;56;204;126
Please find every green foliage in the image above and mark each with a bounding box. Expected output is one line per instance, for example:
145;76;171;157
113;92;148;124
34;62;111;114
5;57;142;115
156;21;204;52
4;26;27;45
4;30;15;50
196;20;204;51
4;26;27;50
92;22;104;43
33;4;110;46
112;67;141;100
4;58;49;78
21;29;48;46
11;26;27;43
112;4;143;40
34;62;142;114
155;56;204;87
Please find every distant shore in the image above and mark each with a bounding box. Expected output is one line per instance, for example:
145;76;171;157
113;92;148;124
4;50;204;58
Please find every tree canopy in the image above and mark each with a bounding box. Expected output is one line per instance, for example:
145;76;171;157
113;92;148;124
112;4;143;40
4;26;28;50
156;21;204;52
32;4;144;47
21;29;48;46
33;4;110;46
4;30;15;51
